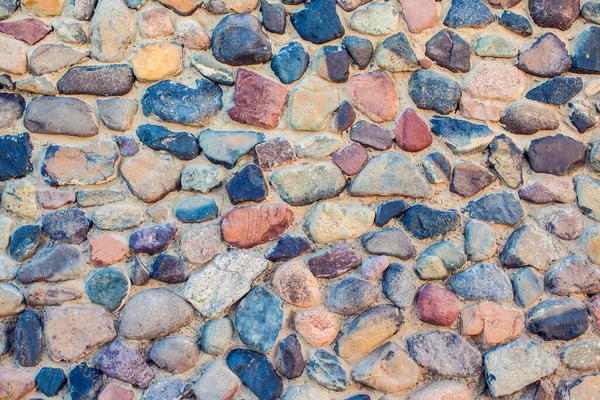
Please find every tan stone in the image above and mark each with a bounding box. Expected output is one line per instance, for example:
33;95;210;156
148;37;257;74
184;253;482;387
221;203;293;249
305;202;374;244
89;235;130;267
121;150;182;203
289;77;339;131
2;180;40;220
346;70;398;123
461;302;524;345
29;44;88;76
130;42;183;81
0;282;25;317
24;281;85;306
459;94;502;122
409;381;472;400
0;368;35;400
273;261;320;308
586;79;600;97
463;61;525;101
205;0;258;13
139;7;173;38
90;0;136;62
44;305;117;362
21;0;64;16
0;36;27;74
175;19;210;50
0;216;13;251
294;310;339;347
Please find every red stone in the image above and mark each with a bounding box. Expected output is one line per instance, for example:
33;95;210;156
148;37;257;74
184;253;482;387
346;70;398;123
0;18;52;45
221;203;294;248
394;108;433;152
332;143;368;175
98;383;134;400
417;284;460;326
89;235;130;267
254;137;296;170
228;69;289;129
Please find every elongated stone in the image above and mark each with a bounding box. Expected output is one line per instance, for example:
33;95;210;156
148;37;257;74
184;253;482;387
235;286;284;352
89;0;135;62
24;97;98;137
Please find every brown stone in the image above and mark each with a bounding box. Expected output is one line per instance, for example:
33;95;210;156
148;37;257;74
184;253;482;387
332;143;368;175
527;134;585;176
221;203;293;248
517;33;571;78
0;36;27;75
21;0;64;16
350;120;394;150
417;284;460;326
228;69;288;129
38;189;76;209
89;235;130;267
121;150;182;203
294;310;339;347
98;383;134;400
0;18;52;44
307;243;362;278
346;70;398;123
459;94;502;122
532;205;583;240
394;108;432;152
450;161;497;198
461;302;525;345
44;305;117;362
24;281;84;306
180;224;227;265
0;368;35;400
139;7;173;38
254;137;295;170
529;0;579;30
546;255;600;296
519;175;576;204
400;0;437;33
272;260;320;308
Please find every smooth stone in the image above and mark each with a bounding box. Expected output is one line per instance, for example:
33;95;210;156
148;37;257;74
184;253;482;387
526;298;589;341
198;129;265;169
273;260;319;307
179;224;227;266
200;318;234;355
290;0;344;44
122;151;182;203
58;64;134;96
98;383;134;400
211;14;271;66
375;32;418;72
430;116;494;154
444;0;495;28
28;44;88;76
450;262;513;302
409;70;461;115
488;134;523;188
400;0;437;33
294;310;339;348
37;189;76;210
289;76;339;131
346;70;398;122
114;135;139;156
394;108;433;152
119;288;194;339
129;223;177;254
416;240;466;279
350;2;398;35
500;101;560;135
86;267;130;312
560;341;600;371
306;202;374;244
465;191;524;226
374;200;409;227
35;367;66;397
573;26;600;74
235;286;284;352
529;0;579;30
190;53;235;85
52;20;87;43
526;76;583;105
0;133;32;183
270;42;308;84
361;228;416;260
527;134;585;176
14;310;43;367
423;152;452;183
174;196;217;223
308;350;349;391
17;243;81;284
204;0;258;13
342;36;373;70
333;101;356;134
136;124;199;161
15;76;56;95
175;19;209;50
130;256;150;286
450;161;496;198
226;349;283;400
475;35;518;58
0;368;34;399
141;377;192;400
96;339;154;388
150;254;187;284
25;281;84;306
361;255;390;280
517;33;571;77
408;381;471;400
261;0;285;34
192;359;240;400
0;93;25;130
221;203;292;248
129;42;182;82
546;254;600;296
307;244;362;279
425;29;471;73
520;176;576;204
23;96;98;137
349;120;393;150
417;284;460;326
67;363;103;400
576;174;600;221
465;220;496;262
532;204;583;240
181;164;225;193
513;267;544;307
464;61;525;101
92;203;146;231
89;0;135;62
295;134;342;159
270;163;346;206
0;36;26;74
327;276;379;316
225;165;267;204
139;7;173;39
403;204;461;239
278;334;305;379
499;10;533;36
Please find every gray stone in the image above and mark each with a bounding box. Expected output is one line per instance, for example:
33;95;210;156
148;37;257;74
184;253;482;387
576;174;600;221
0;0;17;20
18;243;82;284
211;14;272;66
280;385;328;400
15;76;56;95
295;134;342;159
89;0;136;62
464;191;524;226
191;53;235;86
513;268;543;308
465;220;496;262
76;190;124;207
546;254;600;296
92;203;146;231
416;240;467;280
24;97;98;137
85;267;130;312
500;101;560;135
308;350;349;391
408;70;461;115
58;64;135;96
181;164;226;193
361;228;416;260
450;262;513;302
527;298;589;341
197;129;264;169
422;152;452;184
488;134;523;189
52;20;87;43
97;98;137;131
0;93;24;130
425;29;471;73
29;44;88;75
270;163;347;206
142;377;193;400
327;276;378;316
560;341;600;371
500;224;565;270
192;359;240;400
200;318;234;355
531;204;583;240
430;116;494;154
149;337;200;374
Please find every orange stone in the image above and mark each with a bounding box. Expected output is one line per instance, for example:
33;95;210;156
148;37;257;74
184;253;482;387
98;383;134;400
294;310;339;347
461;301;525;345
89;235;130;267
346;70;398;123
21;0;65;16
221;203;293;248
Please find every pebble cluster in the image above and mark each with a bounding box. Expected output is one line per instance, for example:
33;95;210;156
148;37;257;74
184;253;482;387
1;0;600;398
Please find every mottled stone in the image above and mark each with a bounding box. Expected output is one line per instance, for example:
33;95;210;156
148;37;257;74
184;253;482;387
488;134;523;188
464;61;524;101
24;97;97;137
42;208;91;245
295;310;339;348
92;203;146;231
67;363;103;400
375;32;418;72
381;263;417;309
513;267;544;308
191;53;235;85
29;44;88;76
89;0;135;61
97;339;154;388
500;101;560;135
221;203;292;248
312;46;350;83
362;228;416;260
198;129;264;169
141;377;192;400
328;276;378;316
403;205;461;239
308;349;349;391
423;152;452;184
546;254;600;296
25;281;83;307
417;284;460;326
0;36;26;74
278;334;304;379
289;77;339;131
235;286;284;352
307;243;362;279
408;381;471;400
347;71;397;124
342;36;373;70
226;349;283;400
451;262;513;302
500;224;565;270
35;367;66;397
465;220;496;262
122;151;181;203
290;0;344;44
89;235;129;267
193;359;240;400
517;33;571;77
560;341;600;371
532;204;583;240
98;383;134;400
58;64;135;96
529;0;579;30
474;35;518;58
76;190;124;208
200;317;234;356
425;30;470;73
0;0;17;20
14;310;43;367
211;14;271;66
273;260;319;307
576;174;600;221
270;163;346;206
350;2;397;36
0;368;34;400
306;202;374;244
52;19;87;43
130;42;182;82
461;302;524;345
465;191;524;226
0;133;32;184
430;116;494;155
519;175;576;204
444;0;495;28
394;108;432;152
416;240;467;279
0;18;51;44
349;121;393;151
450;161;496;198
261;0;285;34
527;298;589;341
527;76;582;105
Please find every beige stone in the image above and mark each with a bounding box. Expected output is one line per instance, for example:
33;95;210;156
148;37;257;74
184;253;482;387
29;44;88;76
204;0;258;13
121;151;182;203
463;61;525;101
461;302;525;345
289;77;339;131
0;36;27;74
175;19;210;50
130;42;183;81
305;202;375;244
0;368;35;400
180;224;227;265
459;94;502;122
294;310;339;347
409;381;472;400
158;0;200;15
0;216;13;251
2;180;40;220
0;282;25;317
21;0;64;16
273;261;320;308
90;0;136;62
24;281;84;306
586;79;600;97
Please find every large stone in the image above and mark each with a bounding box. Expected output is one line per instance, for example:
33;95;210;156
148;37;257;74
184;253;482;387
546;255;600;296
465;191;524;226
362;228;415;260
226;349;283;400
92;203;145;231
198;129;264;169
0;132;32;182
409;69;461;115
307;350;349;391
306;202;374;244
0;18;51;45
235;286;283;352
346;70;397;123
464;60;525;101
24;97;98;137
0;0;18;20
403;205;461;239
17;243;81;284
526;76;583;105
122;151;181;203
517;33;571;77
221;203;292;248
211;14;271;66
461;302;524;345
96;340;154;388
290;0;344;44
270;163;346;206
29;44;88;75
527;298;589;341
200;318;234;356
273;260;319;307
25;281;84;306
375;32;418;72
519;175;575;204
311;46;350;83
67;363;103;400
35;367;67;397
89;0;135;62
529;0;579;30
527;134;585;176
488;134;523;188
532;204;583;240
425;29;471;73
137;125;199;161
225;164;267;204
430;116;494;154
289;77;339;130
500;101;560;135
450;262;513;302
443;0;495;28
57;64;134;96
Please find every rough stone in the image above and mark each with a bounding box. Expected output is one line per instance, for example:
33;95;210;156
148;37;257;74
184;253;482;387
0;36;26;74
425;30;470;73
307;244;361;279
141;377;192;400
122;151;181;203
295;310;339;348
180;224;227;266
375;32;418;72
67;363;103;400
270;42;309;84
307;349;349;391
431;116;494;155
461;302;524;345
465;220;496;262
423;152;452;184
89;0;135;61
532;204;583;240
312;46;350;83
278;334;304;379
416;240;467;279
474;34;518;57
0;368;34;400
306;202;374;244
273;260;319;307
465;191;524;226
560;341;600;371
527;134;585;176
529;0;579;30
42;207;91;245
290;0;344;44
350;2;398;36
408;69;461;115
235;286;284;352
328;276;378;316
450;262;513;302
499;10;532;36
96;339;154;388
400;0;437;33
346;70;397;123
517;33;571;77
464;61;524;101
349;120;393;151
500;101;560;135
193;359;240;400
221;203;292;248
403;205;461;239
198;129;265;169
444;0;495;28
527;76;583;105
261;0;285;34
450;161;496;198
513;267;544;308
190;53;235;85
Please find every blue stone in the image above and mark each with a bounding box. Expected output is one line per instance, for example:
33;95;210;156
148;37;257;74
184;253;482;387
512;268;543;307
136;124;200;161
124;0;145;9
130;255;150;286
572;26;600;74
42;207;92;245
86;267;130;312
271;42;309;84
114;135;139;157
0;132;32;182
261;0;286;34
307;349;349;391
375;200;409;227
9;224;41;262
444;0;495;29
408;70;461;115
15;310;43;367
569;100;598;133
226;348;283;400
266;234;312;262
377;33;418;70
465;191;524;226
235;286;284;352
225;164;267;204
151;254;188;284
129;223;177;254
175;196;218;223
430;116;493;154
35;367;67;397
211;14;272;66
526;76;582;105
526;298;589;341
423;151;452;183
290;0;344;44
342;36;373;70
141;79;223;127
346;396;371;400
382;264;418;308
450;262;513;302
402;204;461;239
499;11;533;37
278;334;304;379
197;129;265;169
68;363;103;400
0;93;25;130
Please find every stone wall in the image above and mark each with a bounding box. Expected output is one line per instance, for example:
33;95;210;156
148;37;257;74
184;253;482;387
0;0;600;398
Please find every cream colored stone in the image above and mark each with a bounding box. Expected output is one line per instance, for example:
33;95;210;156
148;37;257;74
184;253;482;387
90;0;136;62
409;381;472;400
121;151;182;203
1;181;40;220
130;42;183;81
305;202;374;244
0;216;13;251
459;94;502;122
463;61;525;101
0;36;27;75
273;261;320;308
175;19;210;50
586;79;600;97
289;77;339;131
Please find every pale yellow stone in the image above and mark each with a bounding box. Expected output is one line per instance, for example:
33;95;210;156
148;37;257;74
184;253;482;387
90;0;136;62
305;202;374;244
289;77;339;131
1;181;40;220
0;216;13;251
130;42;183;81
21;0;64;16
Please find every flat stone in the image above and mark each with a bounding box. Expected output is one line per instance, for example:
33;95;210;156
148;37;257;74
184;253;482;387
425;30;470;73
527;298;589;341
499;10;533;36
261;0;285;34
181;164;225;193
191;53;235;85
474;35;518;57
488;134;523;188
529;0;578;30
142;79;223;126
119;288;194;339
270;163;346;206
513;267;544;307
431;116;494;155
14;76;56;95
374;200;409;227
312;46;350;83
52;19;87;43
29;44;88;76
42;207;91;245
37;189;76;210
400;0;437;33
97;340;154;388
295;310;339;347
141;377;192;400
25;281;84;306
211;14;271;66
328;276;378;316
270;42;309;84
465;191;525;226
92;203;146;231
519;175;576;204
560;341;600;371
423;152;452;184
526;76;583;105
267;235;312;262
349;120;393;151
89;235;129;267
35;367;66;397
576;174;600;220
500;101;560;135
415;240;467;279
174;196;217;224
0;132;32;182
500;224;565;269
0;18;51;44
308;349;349;391
76;190;124;208
89;0;135;61
193;359;240;400
342;36;373;70
450;161;496;198
0;37;26;74
411;70;461;114
67;363;103;400
278;334;304;379
203;0;255;12
44;305;116;362
9;224;41;262
484;338;559;397
98;383;134;400
226;349;283;400
18;243;81;284
180;224;227;266
254;137;295;171
306;202;374;244
450;262;513;302
462;302;524;345
307;243;362;279
122;151;181;203
465;220;496;262
361;228;416;260
221;203;292;248
58;64;135;96
444;0;495;28
350;2;398;35
527;134;585;176
137;124;199;161
407;331;483;377
417;284;460;326
295;134;342;159
289;76;339;131
290;0;344;44
273;260;319;307
375;32;418;72
2;180;40;220
198;129;265;169
464;61;524;101
532;204;583;240
24;97;98;137
517;33;571;77
0;368;34;400
403;204;461;239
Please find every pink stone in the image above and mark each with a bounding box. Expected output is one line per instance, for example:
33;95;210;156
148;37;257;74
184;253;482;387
518;175;576;204
221;203;293;249
394;108;432;152
228;69;289;129
409;381;472;400
346;70;398;123
459;94;502;122
332;143;368;175
139;7;173;39
89;235;130;267
294;310;339;347
400;0;438;33
0;18;52;45
589;293;600;332
96;339;154;388
361;255;390;280
464;61;525;101
273;260;320;308
180;224;227;265
38;189;76;209
254;137;296;170
461;301;525;345
98;383;135;400
0;368;35;400
0;36;28;75
416;284;460;326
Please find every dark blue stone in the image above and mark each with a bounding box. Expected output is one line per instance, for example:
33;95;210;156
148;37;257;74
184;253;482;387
136;124;200;161
499;11;533;37
226;348;283;400
86;267;130;312
334;100;356;132
271;42;309;84
408;70;461;115
266;234;312;262
235;286;284;352
526;298;589;341
129;223;177;254
444;0;495;29
67;363;103;400
9;224;41;262
151;254;188;284
345;396;371;400
342;36;373;70
572;26;600;74
290;0;344;44
42;207;92;245
569;100;598;133
35;367;67;397
402;204;461;239
315;46;350;83
0;132;32;182
375;200;409;227
430;116;493;154
141;79;223;126
225;164;267;204
130;255;150;286
211;14;272;66
278;334;304;379
15;310;43;367
450;262;513;302
526;76;582;105
378;33;418;69
261;0;286;34
307;349;349;391
174;196;218;223
465;191;524;226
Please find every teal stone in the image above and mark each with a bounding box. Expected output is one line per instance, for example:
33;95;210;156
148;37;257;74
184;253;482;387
86;267;130;312
474;35;517;58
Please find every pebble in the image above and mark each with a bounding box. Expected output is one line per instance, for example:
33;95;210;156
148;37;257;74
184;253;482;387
517;33;571;77
271;163;346;206
465;220;496;261
400;0;437;33
500;101;560;135
375;32;418;72
560;341;600;371
327;276;378;316
349;120;393;151
96;339;154;388
403;204;461;239
24;97;98;137
499;10;533;36
307;243;361;278
342;36;373;70
527;134;585;176
0;18;51;44
526;76;582;105
312;46;350;83
425;30;470;73
529;0;579;30
290;0;344;44
200;318;234;355
67;363;103;400
306;202;374;244
513;268;544;308
484;338;559;397
407;331;482;377
423;152;452;183
14;310;43;367
462;302;524;345
175;195;217;224
346;70;397;122
527;298;589;341
362;228;416;260
190;53;235;85
308;349;349;391
235;286;284;352
450;161;496;198
86;267;130;311
431;116;494;155
273;260;319;307
261;0;285;34
44;305;116;362
228;69;288;129
465;191;524;226
416;240;466;279
35;367;66;397
141;377;193;400
193;359;240;400
532;204;583;240
295;310;339;347
221;203;293;248
89;0;135;61
350;2;398;35
408;381;471;400
226;348;283;400
119;288;194;339
289;77;339;130
184;251;268;318
417;284;460;326
450;263;513;302
150;254;187;283
336;304;403;361
278;334;305;378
